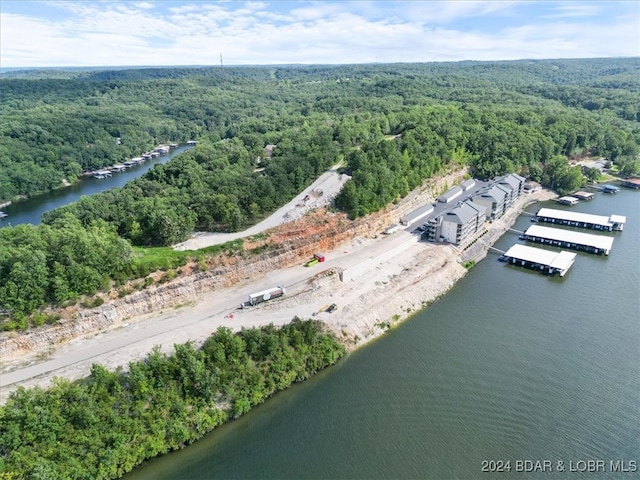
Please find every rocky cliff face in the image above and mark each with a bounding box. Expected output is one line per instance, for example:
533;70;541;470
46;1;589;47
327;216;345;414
0;170;467;361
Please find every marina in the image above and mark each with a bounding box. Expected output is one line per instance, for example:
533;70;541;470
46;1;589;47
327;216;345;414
521;224;614;255
1;144;192;227
500;244;576;276
534;207;626;231
89;143;180;178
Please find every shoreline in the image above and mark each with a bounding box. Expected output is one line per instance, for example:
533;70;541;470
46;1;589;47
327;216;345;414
0;186;555;404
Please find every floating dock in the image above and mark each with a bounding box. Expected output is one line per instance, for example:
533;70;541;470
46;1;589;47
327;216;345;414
500;244;576;276
521;225;614;255
572;191;595;200
534;208;626;231
621;178;640;189
92;170;112;179
557;196;579;205
600;184;620;194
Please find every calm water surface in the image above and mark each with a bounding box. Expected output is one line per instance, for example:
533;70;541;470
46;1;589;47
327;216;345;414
126;189;638;479
0;145;192;227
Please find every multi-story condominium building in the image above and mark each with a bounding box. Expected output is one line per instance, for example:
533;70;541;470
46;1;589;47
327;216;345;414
423;199;486;246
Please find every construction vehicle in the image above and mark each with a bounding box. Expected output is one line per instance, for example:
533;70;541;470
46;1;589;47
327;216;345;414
304;253;325;267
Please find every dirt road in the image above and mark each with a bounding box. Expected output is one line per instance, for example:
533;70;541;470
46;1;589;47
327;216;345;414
174;166;349;251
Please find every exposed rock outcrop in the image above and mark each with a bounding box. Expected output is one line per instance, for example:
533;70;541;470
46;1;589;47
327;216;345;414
0;170;467;362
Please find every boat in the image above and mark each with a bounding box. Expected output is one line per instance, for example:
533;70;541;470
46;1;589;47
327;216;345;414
0;211;8;219
92;170;112;179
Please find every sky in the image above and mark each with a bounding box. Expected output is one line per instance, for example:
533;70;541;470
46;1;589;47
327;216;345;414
1;0;638;68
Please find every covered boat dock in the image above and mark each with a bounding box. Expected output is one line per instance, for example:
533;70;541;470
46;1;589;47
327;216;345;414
534;208;626;231
500;244;576;276
521;225;614;255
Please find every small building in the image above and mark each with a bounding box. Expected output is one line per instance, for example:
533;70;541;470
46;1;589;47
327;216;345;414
460;178;476;191
557;196;579;205
400;204;434;226
437;186;463;204
264;144;277;158
524;181;542;193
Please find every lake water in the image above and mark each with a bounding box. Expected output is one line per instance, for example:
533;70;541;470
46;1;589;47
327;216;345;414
126;188;639;479
0;145;192;227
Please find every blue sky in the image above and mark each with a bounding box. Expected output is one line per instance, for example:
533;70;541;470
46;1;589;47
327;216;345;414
1;1;638;67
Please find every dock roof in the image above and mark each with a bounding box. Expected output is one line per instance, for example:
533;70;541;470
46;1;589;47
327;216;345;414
503;244;576;272
524;225;614;252
536;208;626;228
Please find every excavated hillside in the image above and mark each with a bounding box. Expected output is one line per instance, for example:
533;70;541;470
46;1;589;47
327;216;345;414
0;170;467;361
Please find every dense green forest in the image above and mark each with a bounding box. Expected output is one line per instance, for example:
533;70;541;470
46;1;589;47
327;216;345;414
0;319;347;479
1;59;639;320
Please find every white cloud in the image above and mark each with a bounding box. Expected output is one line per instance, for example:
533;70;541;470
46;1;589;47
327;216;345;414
1;0;637;67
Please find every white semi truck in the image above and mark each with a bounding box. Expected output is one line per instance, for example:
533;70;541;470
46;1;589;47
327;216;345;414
240;286;286;308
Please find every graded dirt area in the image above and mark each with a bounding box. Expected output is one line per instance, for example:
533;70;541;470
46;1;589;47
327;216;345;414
0;170;554;404
174;165;350;251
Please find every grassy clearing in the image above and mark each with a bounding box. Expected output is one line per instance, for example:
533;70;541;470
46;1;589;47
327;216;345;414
130;239;245;277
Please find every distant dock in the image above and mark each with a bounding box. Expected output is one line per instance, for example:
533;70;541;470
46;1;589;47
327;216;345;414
557;196;579;205
621;178;640;189
572;191;594;200
600;184;620;194
534;208;626;231
500;244;576;277
521;225;614;255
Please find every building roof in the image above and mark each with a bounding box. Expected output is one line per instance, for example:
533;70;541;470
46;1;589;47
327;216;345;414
475;184;507;203
536;208;626;228
437;186;463;203
524;225;614;252
497;173;526;190
460;178;476;191
442;200;485;225
400;204;434;223
503;244;576;272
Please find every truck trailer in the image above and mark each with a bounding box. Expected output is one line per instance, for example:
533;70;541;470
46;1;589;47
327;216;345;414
242;286;287;308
